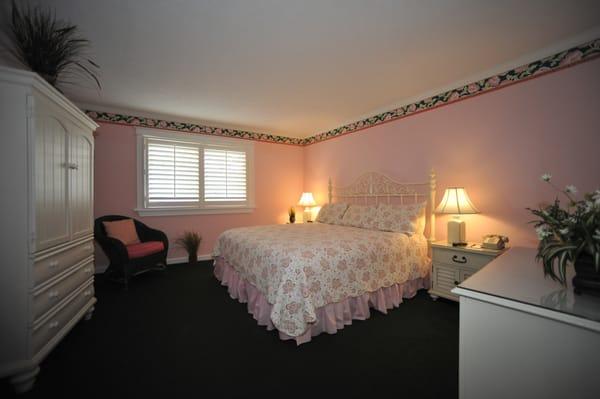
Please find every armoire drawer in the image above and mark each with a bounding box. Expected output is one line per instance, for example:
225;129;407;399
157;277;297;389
432;248;490;270
33;240;94;286
32;259;94;321
32;281;95;355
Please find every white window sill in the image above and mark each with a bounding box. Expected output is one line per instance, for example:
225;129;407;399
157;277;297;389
135;205;255;216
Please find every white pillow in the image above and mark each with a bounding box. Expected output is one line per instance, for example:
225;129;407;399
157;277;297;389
340;205;379;229
316;203;349;225
377;202;427;235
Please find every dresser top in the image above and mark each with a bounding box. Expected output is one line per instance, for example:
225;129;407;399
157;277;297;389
454;247;600;326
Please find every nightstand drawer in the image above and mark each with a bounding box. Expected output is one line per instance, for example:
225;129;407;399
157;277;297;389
433;247;492;269
431;264;479;299
459;268;477;283
433;263;459;294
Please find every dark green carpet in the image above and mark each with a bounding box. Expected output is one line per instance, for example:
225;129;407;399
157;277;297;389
2;261;458;398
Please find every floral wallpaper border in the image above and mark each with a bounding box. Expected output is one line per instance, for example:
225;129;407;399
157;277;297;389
86;38;599;146
303;38;600;145
85;110;305;146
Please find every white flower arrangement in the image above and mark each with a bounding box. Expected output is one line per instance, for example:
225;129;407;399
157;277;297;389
541;173;552;182
528;173;600;284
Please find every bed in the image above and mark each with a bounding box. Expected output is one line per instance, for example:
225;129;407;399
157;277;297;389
213;171;437;344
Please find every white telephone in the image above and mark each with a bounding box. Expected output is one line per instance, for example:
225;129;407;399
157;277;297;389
482;235;509;250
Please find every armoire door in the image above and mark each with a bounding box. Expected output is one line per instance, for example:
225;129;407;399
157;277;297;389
34;115;70;252
68;132;94;240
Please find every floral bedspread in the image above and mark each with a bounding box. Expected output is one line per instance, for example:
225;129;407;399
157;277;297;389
213;223;430;337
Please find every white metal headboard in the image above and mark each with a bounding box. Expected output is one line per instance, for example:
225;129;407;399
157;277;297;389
328;170;436;243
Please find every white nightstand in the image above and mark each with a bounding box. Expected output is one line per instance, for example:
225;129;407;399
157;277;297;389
429;241;507;302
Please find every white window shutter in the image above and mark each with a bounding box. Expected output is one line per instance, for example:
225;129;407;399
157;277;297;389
146;140;200;204
204;148;247;202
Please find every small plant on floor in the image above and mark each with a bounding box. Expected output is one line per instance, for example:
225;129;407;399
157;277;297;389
288;206;296;223
4;0;101;91
176;231;202;266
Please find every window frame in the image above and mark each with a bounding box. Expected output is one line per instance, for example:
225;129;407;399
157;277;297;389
135;128;255;216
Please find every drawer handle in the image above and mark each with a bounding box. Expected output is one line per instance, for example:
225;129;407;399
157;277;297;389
49;321;59;329
452;255;467;264
83;290;92;297
49;261;59;269
48;290;60;299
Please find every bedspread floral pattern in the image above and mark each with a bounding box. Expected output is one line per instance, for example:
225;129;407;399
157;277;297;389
340;205;379;229
378;202;426;234
213;223;430;337
315;203;349;224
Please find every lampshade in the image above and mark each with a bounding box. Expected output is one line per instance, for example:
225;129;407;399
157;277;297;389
435;187;479;215
298;192;316;207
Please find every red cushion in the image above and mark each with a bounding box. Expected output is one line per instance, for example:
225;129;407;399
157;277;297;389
126;241;165;259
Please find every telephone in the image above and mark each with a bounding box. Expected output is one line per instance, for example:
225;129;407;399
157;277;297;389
482;234;509;250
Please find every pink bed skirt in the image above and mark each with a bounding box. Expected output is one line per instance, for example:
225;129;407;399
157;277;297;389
214;256;431;345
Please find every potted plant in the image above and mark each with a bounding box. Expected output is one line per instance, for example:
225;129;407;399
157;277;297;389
528;173;600;295
176;231;202;266
288;207;296;224
4;0;101;91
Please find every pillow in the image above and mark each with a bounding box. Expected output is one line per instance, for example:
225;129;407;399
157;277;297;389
316;203;349;225
377;202;427;235
103;219;141;245
340;205;379;230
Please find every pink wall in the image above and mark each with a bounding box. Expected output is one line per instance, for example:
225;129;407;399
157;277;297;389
94;57;599;266
94;124;304;262
303;58;600;247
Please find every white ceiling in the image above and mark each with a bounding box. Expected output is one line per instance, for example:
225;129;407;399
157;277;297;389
3;0;600;138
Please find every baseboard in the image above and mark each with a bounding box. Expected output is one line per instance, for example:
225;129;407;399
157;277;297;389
94;253;213;274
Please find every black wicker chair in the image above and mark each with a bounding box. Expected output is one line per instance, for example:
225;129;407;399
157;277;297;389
95;215;168;288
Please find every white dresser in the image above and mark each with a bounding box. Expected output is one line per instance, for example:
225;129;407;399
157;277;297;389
0;66;98;393
452;248;600;399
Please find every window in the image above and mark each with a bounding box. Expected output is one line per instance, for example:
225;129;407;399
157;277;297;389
204;148;247;203
136;128;254;216
146;140;200;205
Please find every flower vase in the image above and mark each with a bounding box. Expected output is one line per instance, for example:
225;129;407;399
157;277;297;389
573;255;600;296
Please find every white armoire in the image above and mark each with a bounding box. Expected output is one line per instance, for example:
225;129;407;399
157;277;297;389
0;66;98;393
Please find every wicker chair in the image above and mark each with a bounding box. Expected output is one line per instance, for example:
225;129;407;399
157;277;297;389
95;215;168;288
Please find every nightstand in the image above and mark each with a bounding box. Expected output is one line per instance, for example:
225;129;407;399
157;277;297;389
429;241;507;302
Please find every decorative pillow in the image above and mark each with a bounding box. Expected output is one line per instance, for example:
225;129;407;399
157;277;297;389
103;219;141;245
316;203;349;225
377;202;427;235
340;205;379;229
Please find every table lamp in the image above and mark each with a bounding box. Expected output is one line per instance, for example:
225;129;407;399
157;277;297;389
298;192;317;222
435;187;479;246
